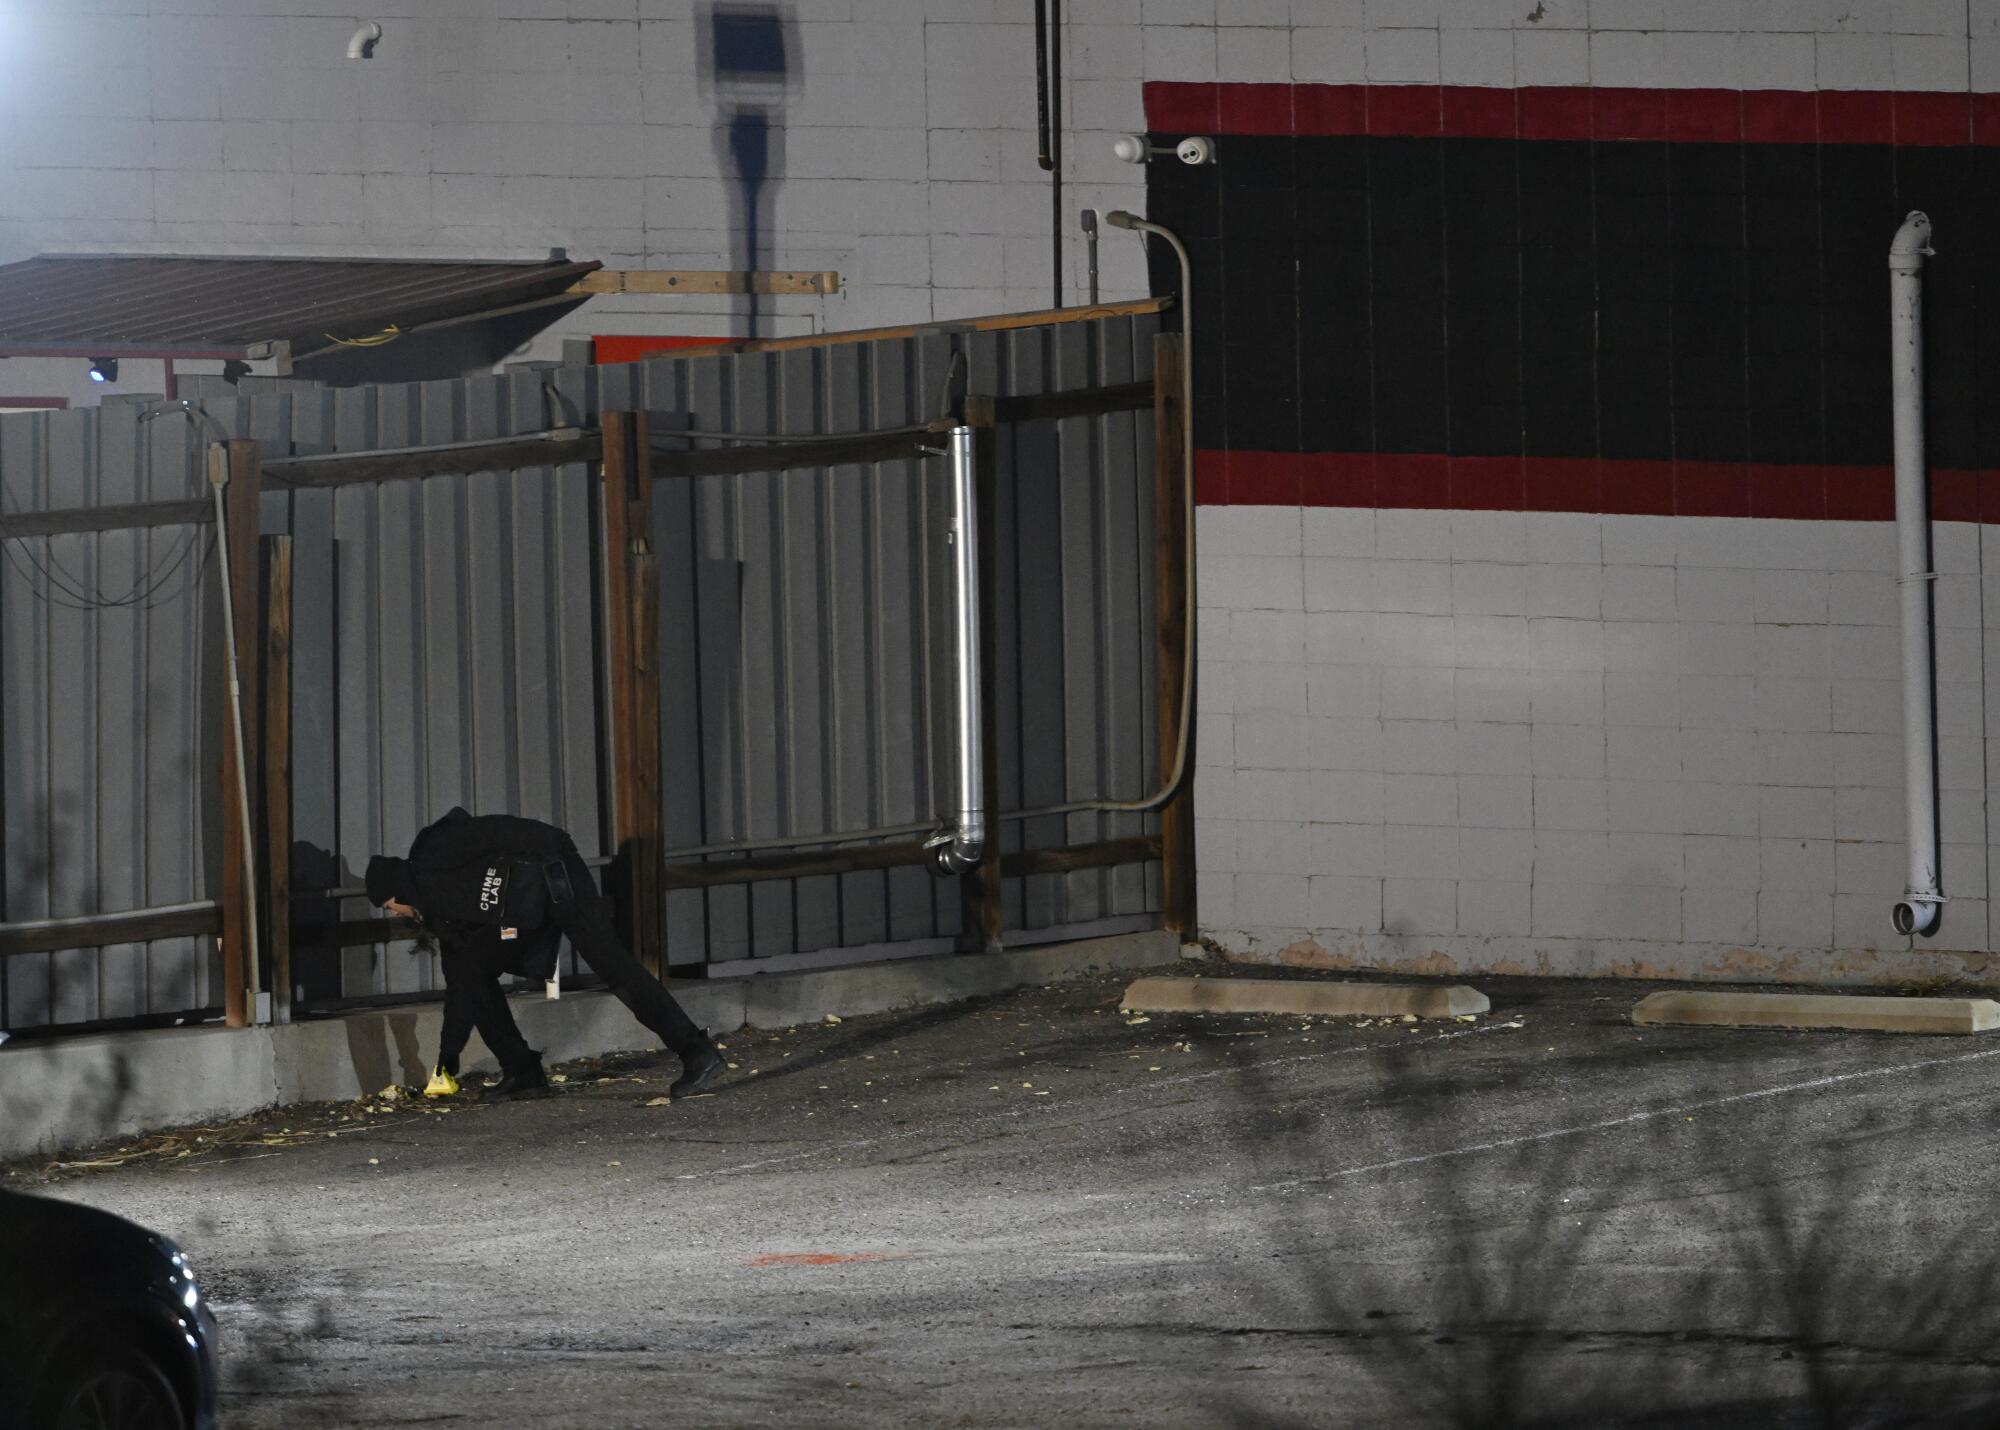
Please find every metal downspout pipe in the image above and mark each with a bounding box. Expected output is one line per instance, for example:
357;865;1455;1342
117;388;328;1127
1889;211;1943;937
929;424;987;876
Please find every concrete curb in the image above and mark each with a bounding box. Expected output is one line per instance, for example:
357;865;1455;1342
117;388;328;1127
0;930;1174;1163
1632;989;2000;1035
1121;976;1490;1018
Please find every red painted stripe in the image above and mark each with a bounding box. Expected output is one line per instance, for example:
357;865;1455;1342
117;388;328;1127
1196;450;2000;522
1146;83;2000;147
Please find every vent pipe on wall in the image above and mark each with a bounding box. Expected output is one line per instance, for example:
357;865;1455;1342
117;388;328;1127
928;424;987;876
1889;211;1943;937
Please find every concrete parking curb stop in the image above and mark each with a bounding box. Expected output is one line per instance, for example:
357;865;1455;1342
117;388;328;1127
1632;989;2000;1035
0;930;1175;1163
1121;976;1490;1018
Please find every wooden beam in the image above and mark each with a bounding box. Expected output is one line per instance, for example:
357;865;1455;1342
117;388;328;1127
0;497;213;541
335;917;422;950
664;841;932;891
602;412;639;952
1153;333;1197;936
217;440;262;1028
628;437;665;975
963;381;1154;428
572;270;841;296
961;426;1005;956
1001;834;1162;879
652;429;934;481
263;536;293;1023
634;297;1172;362
646;379;1149;482
654;834;1159;892
264;429;600;490
0;906;220;959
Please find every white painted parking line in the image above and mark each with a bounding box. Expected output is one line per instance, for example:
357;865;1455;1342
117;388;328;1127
1257;1042;2000;1193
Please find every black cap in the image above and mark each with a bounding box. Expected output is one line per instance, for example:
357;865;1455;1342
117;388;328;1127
365;855;415;908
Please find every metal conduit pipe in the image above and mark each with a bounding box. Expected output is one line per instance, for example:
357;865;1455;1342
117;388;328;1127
1889;211;1944;937
0;900;218;936
928;424;988;875
1003;209;1196;820
208;444;264;1019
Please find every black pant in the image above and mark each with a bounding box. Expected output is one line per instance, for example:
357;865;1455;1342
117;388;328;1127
549;843;708;1060
437;840;708;1073
439;947;533;1075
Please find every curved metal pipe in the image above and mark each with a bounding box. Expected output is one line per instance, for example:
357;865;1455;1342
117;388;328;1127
1009;210;1193;820
1889;211;1942;937
929;425;987;876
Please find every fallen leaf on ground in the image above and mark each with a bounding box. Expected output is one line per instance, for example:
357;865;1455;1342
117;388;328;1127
1125;1015;1151;1025
549;1074;569;1083
645;1096;672;1107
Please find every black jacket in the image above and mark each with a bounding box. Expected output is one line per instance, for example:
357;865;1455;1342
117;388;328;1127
405;808;568;979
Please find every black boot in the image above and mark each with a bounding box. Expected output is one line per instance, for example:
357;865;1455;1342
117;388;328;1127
669;1040;725;1100
483;1052;553;1102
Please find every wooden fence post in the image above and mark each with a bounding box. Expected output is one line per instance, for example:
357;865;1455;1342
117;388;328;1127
263;535;293;1023
602;412;666;973
1154;333;1197;936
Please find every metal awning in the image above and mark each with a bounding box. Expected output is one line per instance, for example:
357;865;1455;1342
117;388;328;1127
0;253;603;368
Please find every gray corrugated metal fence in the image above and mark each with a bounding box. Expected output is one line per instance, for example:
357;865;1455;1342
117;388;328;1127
0;403;223;1031
0;310;1164;1031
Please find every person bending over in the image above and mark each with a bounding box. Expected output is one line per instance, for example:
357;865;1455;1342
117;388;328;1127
365;808;724;1102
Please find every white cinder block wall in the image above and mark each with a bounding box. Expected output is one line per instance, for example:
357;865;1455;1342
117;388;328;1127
1197;507;2000;984
1171;2;2000;983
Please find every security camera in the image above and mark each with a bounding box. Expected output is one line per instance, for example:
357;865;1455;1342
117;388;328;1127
1113;133;1218;166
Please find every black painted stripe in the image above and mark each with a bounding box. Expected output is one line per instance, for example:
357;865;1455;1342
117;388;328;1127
1145;132;2000;488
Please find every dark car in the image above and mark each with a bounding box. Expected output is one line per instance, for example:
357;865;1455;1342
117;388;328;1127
0;1188;218;1430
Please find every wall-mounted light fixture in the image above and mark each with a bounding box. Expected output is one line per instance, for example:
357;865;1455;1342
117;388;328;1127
88;357;118;384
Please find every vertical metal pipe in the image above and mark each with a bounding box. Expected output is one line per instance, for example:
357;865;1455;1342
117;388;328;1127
1033;0;1051;170
1889;211;1942;937
929;424;985;875
1081;208;1100;306
1048;0;1062;308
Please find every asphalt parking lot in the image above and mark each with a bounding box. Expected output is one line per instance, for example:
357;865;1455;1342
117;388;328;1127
11;959;2000;1429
